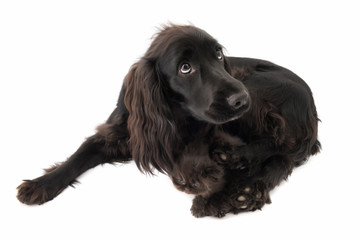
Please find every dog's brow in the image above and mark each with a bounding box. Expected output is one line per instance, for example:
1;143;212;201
181;49;194;59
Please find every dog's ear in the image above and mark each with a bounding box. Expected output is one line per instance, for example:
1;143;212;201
124;58;177;174
224;56;232;75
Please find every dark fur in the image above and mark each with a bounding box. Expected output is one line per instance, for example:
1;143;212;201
187;128;278;218
17;25;320;217
169;128;230;198
170;128;253;217
170;143;225;198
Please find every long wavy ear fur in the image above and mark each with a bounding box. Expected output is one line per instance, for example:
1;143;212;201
124;58;177;174
224;56;232;75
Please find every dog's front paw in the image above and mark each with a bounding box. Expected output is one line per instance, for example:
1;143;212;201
212;148;248;170
230;181;271;213
17;174;71;205
17;179;53;205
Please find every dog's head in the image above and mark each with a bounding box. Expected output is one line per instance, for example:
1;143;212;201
145;25;250;124
124;25;250;174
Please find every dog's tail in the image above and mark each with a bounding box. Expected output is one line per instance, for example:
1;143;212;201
310;139;321;155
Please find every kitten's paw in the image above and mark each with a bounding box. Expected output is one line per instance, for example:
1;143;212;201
214;209;226;218
191;195;230;218
191;196;207;218
231;181;271;212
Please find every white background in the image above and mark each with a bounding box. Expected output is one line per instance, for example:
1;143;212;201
1;0;359;239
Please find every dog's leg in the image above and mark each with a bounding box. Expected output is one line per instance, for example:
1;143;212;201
228;179;271;214
227;155;294;214
212;138;277;171
17;111;130;205
256;155;294;189
212;141;295;214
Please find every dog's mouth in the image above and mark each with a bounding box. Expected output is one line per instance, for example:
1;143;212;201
184;96;251;124
205;105;249;124
200;87;251;124
200;102;250;124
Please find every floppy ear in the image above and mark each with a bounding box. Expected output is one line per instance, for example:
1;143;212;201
124;58;178;174
224;56;233;75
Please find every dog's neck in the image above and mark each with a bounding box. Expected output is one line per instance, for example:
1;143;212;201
169;103;213;146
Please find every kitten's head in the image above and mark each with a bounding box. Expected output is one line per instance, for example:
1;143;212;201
170;145;225;197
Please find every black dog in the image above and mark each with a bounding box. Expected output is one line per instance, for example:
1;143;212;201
17;25;320;216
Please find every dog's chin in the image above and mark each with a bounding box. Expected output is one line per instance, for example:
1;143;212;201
190;109;245;124
204;105;250;124
186;102;250;124
205;113;242;124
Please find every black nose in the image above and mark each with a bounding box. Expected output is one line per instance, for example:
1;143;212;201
227;91;249;109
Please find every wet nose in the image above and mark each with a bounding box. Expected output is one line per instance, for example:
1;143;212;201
227;91;249;109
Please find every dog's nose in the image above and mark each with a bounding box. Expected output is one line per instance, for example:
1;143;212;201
227;91;249;109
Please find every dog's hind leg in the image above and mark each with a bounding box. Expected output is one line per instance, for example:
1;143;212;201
17;109;131;205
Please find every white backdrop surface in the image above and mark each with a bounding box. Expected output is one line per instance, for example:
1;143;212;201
1;1;359;239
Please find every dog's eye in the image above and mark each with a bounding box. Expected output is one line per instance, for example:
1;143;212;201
216;49;223;60
180;63;192;74
177;179;186;185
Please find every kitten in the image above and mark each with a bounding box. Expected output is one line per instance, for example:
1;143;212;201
170;128;257;218
170;129;246;198
170;142;225;198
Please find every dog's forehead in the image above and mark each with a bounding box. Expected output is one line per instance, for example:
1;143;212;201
171;32;219;55
160;25;217;43
164;37;221;67
153;25;221;60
